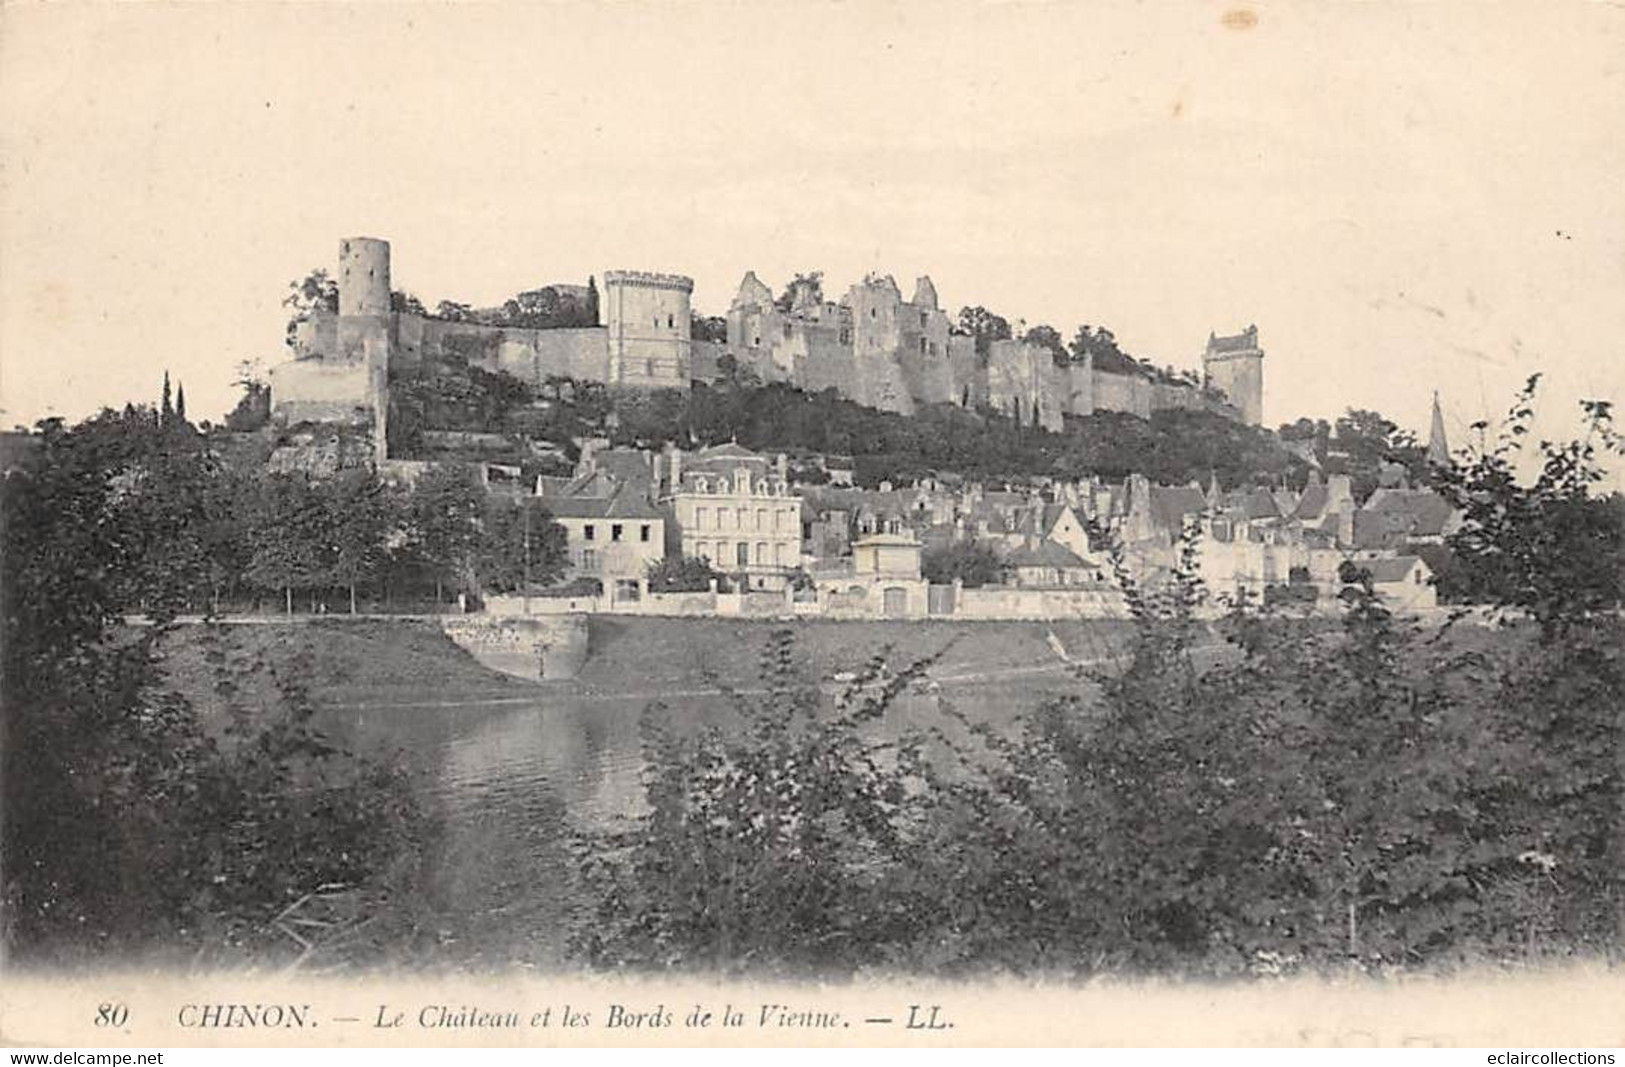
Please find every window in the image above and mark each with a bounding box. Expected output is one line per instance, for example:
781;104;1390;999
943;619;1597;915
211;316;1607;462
919;337;927;353
667;314;674;328
640;524;651;543
753;335;760;346
756;508;767;530
839;328;850;344
654;315;660;328
583;524;596;541
775;543;787;565
612;523;624;542
582;549;598;570
694;506;707;529
756;541;768;563
870;308;876;318
920;311;928;326
645;359;654;377
783;322;792;339
736;542;750;566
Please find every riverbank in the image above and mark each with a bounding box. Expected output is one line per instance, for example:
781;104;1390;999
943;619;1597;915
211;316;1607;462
158;614;1158;721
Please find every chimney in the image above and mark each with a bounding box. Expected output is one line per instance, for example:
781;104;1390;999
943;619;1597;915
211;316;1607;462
1129;473;1151;517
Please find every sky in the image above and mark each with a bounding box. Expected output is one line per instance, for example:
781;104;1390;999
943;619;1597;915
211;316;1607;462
2;1;1622;482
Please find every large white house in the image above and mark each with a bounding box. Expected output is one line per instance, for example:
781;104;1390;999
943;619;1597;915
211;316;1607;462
662;443;803;589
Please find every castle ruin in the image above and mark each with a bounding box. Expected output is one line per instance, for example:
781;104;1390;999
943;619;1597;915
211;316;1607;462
270;237;1266;459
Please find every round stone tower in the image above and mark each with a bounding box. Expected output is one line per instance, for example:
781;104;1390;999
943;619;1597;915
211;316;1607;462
338;237;391;317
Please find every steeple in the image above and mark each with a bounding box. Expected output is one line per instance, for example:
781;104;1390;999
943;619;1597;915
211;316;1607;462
1427;391;1451;467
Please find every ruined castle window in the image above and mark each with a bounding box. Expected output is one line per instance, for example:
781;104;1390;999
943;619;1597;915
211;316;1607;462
753;335;760;347
612;523;624;542
919;337;927;354
640;524;651;543
667;314;674;329
584;524;596;541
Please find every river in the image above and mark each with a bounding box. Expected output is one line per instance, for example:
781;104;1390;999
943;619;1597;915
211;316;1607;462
319;665;1079;971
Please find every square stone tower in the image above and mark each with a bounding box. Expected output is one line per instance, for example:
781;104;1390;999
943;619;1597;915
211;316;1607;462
602;270;693;387
1203;324;1265;426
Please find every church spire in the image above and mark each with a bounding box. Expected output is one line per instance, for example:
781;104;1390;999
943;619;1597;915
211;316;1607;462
1427;391;1450;467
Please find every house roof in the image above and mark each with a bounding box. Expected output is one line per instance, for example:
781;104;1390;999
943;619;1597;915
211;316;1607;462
1361;555;1427;584
1006;540;1091;570
542;483;663;520
589;448;655;487
1294;484;1330;520
1241;487;1280;520
1149;486;1208;531
696;442;765;462
1363;489;1454;537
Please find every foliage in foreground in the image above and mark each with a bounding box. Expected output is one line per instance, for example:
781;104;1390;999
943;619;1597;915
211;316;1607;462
1;414;425;968
572;390;1623;978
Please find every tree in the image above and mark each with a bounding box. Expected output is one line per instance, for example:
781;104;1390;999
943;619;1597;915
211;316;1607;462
1329;408;1427;500
1069;324;1139;374
225;359;272;433
646;554;726;593
572;629;937;974
1022;324;1068;366
321;468;396;614
476;496;569;594
956;306;1012;357
775;271;824;312
243;471;330;614
1;410;420;965
390;290;427;316
690;314;728;343
1432;376;1624;632
922;540;1003;587
283;268;338;348
402;464;486;603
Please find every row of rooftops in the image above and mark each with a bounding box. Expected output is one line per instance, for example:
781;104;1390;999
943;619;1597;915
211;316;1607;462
535;438;1460;557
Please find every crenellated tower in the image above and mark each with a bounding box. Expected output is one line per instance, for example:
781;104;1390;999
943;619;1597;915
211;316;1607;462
603;270;693;387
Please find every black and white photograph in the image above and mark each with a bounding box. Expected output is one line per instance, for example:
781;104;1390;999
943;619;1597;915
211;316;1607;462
1;0;1621;1053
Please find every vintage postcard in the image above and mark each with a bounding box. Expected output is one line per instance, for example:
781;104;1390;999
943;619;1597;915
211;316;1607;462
2;0;1622;1052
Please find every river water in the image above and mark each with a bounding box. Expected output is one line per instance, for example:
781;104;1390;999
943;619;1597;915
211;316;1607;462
321;664;1088;970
